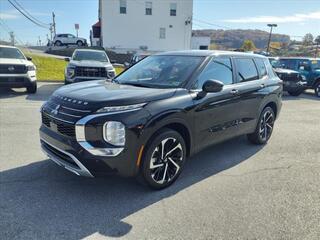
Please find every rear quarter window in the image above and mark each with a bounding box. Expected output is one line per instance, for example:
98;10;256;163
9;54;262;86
234;58;259;82
255;58;268;78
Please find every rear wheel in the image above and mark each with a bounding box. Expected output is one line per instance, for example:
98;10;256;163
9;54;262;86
288;89;304;96
314;82;320;98
77;40;84;46
54;40;62;46
247;107;275;145
26;82;37;94
140;129;186;189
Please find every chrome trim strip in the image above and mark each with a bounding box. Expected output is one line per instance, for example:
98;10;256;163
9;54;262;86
58;111;82;118
43;112;74;124
41;138;94;178
61;105;91;113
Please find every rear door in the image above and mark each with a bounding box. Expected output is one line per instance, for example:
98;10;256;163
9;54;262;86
231;57;268;134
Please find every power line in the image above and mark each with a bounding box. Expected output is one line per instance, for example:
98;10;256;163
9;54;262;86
7;0;50;29
12;0;50;27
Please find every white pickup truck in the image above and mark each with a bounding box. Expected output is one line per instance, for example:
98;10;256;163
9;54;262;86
0;45;37;93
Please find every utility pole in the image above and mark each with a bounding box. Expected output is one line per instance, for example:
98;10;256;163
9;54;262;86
52;12;56;37
267;24;277;54
9;31;15;46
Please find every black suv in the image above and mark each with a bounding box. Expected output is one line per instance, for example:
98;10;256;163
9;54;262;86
40;51;282;189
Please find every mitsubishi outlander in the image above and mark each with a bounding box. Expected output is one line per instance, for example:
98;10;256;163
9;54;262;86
40;51;282;189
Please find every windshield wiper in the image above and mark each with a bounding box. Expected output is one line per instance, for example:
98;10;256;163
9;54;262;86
121;82;152;88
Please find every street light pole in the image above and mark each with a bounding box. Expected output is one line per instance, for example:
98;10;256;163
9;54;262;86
267;24;277;54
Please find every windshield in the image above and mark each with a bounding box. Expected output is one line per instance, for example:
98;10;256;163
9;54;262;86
278;59;299;70
115;55;204;88
0;47;26;59
73;51;109;62
311;60;320;70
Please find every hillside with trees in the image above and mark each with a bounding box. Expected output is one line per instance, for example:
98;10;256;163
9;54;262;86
192;29;290;50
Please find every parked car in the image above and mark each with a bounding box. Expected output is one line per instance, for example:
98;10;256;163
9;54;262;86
53;34;87;47
275;57;320;97
40;50;282;189
0;45;37;93
124;53;150;68
269;57;307;96
64;49;116;84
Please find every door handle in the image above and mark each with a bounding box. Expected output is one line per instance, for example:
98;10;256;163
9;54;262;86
230;89;239;95
260;83;265;88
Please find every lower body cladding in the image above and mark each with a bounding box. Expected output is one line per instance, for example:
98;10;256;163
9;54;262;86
39;122;144;178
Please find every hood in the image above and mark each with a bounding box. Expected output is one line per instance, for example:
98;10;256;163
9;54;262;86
69;60;113;69
0;58;34;66
54;80;177;108
274;68;299;74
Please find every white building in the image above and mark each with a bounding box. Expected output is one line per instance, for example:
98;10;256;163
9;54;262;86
98;0;193;52
191;36;211;50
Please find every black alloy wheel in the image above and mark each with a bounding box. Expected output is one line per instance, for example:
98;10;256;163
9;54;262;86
141;129;186;189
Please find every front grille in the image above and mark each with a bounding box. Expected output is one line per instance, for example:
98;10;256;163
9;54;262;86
75;66;108;78
277;73;299;82
42;112;76;137
0;64;27;74
42;141;77;167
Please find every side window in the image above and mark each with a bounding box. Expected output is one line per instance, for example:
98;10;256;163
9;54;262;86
255;58;268;78
235;58;259;82
170;3;177;16
145;2;152;15
120;0;127;14
195;57;233;89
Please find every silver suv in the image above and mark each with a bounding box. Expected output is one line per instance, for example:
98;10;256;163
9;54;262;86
53;34;87;47
64;49;115;84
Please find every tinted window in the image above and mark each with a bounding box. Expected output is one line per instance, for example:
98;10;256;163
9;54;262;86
195;57;233;89
255;58;267;77
73;51;109;62
235;58;259;82
116;55;204;88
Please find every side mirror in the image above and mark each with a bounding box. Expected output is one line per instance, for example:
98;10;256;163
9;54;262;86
64;57;70;62
202;80;224;93
27;56;32;61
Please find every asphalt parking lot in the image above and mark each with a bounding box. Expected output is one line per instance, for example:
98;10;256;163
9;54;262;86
0;82;320;240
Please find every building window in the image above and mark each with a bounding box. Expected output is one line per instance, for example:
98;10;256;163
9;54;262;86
160;28;166;39
170;3;177;16
145;2;152;15
120;0;126;14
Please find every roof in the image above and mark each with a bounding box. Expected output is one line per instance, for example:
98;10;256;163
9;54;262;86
276;57;320;61
155;50;267;58
74;48;105;53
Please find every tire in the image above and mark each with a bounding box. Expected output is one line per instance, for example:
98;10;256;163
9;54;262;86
140;128;186;190
314;82;320;98
247;106;275;145
54;41;62;46
77;40;84;46
288;89;304;96
26;82;37;94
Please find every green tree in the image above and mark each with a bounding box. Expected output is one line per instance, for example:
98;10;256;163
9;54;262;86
315;35;320;45
302;33;314;46
241;40;256;51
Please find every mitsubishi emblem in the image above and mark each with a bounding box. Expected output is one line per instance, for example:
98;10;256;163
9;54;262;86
51;104;60;115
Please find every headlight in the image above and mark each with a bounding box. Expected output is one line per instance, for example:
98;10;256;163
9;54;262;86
27;65;36;71
96;103;146;113
67;67;75;78
103;121;125;146
300;75;307;81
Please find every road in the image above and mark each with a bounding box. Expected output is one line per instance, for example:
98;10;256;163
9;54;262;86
0;83;320;240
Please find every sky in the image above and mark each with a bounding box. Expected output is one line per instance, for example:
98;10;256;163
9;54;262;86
0;0;319;45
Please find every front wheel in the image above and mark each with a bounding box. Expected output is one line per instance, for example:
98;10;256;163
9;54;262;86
288;89;304;96
314;82;320;98
140;129;186;189
77;41;83;46
26;82;37;94
247;107;275;145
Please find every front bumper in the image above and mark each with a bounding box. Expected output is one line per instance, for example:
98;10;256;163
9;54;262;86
283;80;308;91
0;73;36;88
